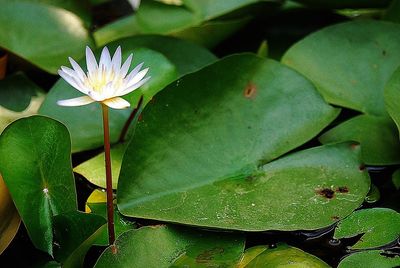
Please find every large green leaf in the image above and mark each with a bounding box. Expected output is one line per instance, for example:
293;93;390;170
0;116;77;255
0;73;45;133
282;20;400;116
338;250;400;268
0;1;93;74
319;115;400;165
116;54;370;231
53;211;106;268
94;225;245;268
39;48;177;152
242;244;330;268
334;208;400;249
384;66;400;133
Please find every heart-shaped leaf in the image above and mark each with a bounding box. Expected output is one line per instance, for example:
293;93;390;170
242;244;330;268
0;0;93;73
338;250;400;268
94;225;245;268
282;20;400;116
117;54;369;231
0;115;77;255
0;175;21;254
334;208;400;249
319;115;400;165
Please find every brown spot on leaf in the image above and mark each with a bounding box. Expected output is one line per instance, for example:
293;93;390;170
350;143;359;150
244;83;257;99
332;216;340;220
336;186;349;193
359;164;365;171
196;247;224;263
138;114;143;121
316;188;335;199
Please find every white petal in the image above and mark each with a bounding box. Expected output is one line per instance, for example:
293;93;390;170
125;67;149;88
111;46;122;71
58;70;88;94
60;66;77;78
57;96;95;107
69;57;86;81
102;97;130;109
99;47;112;70
119;54;133;78
86;46;98;74
119;76;150;96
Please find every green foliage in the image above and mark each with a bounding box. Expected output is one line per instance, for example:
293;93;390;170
240;244;330;267
0;0;92;73
2;0;400;266
95;225;245;268
319;115;400;165
283;20;400;116
0;116;77;255
338;250;400;268
334;208;400;249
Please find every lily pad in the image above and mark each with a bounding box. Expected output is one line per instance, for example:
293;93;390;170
0;116;77;255
282;20;400;116
94;225;245;268
0;0;93;73
338;250;400;268
0;73;45;133
319;115;400;165
0;175;21;254
53;211;106;268
334;208;400;249
39;48;177;152
117;54;370;231
243;244;330;268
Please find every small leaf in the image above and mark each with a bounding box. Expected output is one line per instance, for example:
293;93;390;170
338;250;400;268
244;244;330;268
0;115;77;255
236;246;268;268
319;115;400;165
94;225;245;268
392;169;400;190
334;208;400;249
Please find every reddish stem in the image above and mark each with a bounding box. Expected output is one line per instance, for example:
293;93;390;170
101;103;115;245
118;95;144;143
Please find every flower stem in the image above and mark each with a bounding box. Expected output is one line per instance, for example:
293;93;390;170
118;95;144;143
101;103;115;245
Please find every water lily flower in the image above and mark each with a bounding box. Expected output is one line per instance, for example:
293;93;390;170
57;46;150;109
